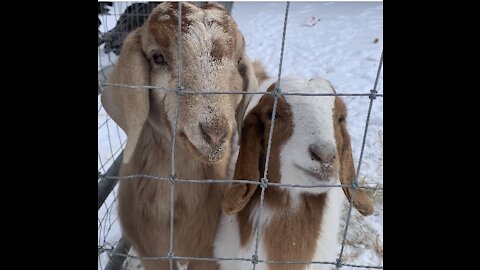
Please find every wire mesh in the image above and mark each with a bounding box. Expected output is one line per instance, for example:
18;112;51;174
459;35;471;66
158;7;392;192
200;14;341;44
98;2;383;270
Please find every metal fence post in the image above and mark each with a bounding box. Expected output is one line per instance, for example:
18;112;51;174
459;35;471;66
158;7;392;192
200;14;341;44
98;151;123;210
105;238;131;270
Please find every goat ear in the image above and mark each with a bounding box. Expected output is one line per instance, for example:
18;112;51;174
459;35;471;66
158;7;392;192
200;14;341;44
336;98;374;216
235;93;252;145
222;111;262;215
235;55;262;145
101;29;150;165
242;55;260;94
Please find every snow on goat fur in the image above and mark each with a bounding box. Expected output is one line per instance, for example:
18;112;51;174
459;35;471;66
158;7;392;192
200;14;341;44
214;76;373;270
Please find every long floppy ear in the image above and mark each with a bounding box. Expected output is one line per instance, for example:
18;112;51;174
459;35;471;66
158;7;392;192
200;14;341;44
336;97;374;216
101;28;149;164
222;111;262;215
235;58;266;145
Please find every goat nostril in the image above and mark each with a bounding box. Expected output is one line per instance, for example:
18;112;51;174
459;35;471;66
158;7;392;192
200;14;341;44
200;123;227;146
309;145;336;165
322;155;335;164
309;145;321;162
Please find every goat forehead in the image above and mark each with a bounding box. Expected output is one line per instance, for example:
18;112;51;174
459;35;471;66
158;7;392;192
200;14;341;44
287;97;335;124
287;102;336;151
150;2;236;52
183;23;232;59
280;77;335;122
244;77;336;121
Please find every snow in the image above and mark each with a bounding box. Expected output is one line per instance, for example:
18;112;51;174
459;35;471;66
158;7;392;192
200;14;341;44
98;2;383;269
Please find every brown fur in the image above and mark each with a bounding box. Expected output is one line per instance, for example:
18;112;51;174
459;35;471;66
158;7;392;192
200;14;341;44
334;97;374;216
224;85;325;269
221;83;373;269
118;124;227;270
211;38;226;61
102;2;263;270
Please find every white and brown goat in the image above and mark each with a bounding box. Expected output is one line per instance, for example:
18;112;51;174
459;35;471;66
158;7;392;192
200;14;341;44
214;76;374;270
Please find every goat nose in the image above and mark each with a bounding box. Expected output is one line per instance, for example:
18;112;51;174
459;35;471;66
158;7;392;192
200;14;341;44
200;122;227;147
309;145;336;166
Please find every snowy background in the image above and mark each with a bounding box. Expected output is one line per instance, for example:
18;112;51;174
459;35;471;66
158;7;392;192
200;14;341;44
98;1;383;269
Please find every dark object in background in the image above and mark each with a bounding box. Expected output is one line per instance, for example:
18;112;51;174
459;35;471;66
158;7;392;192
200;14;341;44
98;2;113;46
101;2;162;55
98;2;113;15
99;2;234;55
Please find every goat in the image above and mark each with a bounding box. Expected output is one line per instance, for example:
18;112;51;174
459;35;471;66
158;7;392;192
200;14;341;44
214;76;374;270
101;2;260;270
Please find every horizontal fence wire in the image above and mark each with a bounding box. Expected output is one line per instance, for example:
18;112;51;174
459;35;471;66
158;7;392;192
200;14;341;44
99;82;383;97
102;247;382;269
100;174;383;190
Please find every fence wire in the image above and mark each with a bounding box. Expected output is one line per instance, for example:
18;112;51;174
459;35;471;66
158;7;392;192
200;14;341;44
98;2;383;270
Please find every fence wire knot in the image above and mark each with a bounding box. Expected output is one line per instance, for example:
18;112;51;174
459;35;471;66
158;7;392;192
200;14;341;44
274;87;282;96
351;181;358;190
369;89;377;100
176;86;184;95
336;258;343;268
251;255;259;265
260;177;269;189
167;251;175;260
169;175;177;184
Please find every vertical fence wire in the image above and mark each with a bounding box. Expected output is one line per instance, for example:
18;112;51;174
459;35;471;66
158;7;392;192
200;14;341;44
168;2;183;270
252;2;290;269
337;50;383;267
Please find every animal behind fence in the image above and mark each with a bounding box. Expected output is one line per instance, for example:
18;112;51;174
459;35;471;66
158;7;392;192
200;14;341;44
214;76;373;270
98;2;383;270
101;2;261;270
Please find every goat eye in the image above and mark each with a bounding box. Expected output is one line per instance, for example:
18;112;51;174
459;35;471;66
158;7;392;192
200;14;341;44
153;53;165;65
267;110;280;120
267;111;273;120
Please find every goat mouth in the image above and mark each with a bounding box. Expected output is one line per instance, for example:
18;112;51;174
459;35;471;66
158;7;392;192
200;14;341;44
295;165;333;182
179;132;226;163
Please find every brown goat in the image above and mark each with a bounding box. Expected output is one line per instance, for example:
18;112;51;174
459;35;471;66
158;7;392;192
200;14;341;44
101;3;262;270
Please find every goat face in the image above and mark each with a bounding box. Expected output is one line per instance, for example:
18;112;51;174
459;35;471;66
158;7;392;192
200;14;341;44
102;2;258;164
223;76;375;216
234;77;345;193
277;77;342;193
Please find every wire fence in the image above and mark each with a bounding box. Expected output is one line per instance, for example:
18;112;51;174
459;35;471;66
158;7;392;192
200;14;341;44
98;2;383;270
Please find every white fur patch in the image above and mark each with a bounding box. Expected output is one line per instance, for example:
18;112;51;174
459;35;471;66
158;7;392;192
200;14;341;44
310;187;343;270
278;76;338;195
157;14;170;21
214;204;273;270
176;261;189;270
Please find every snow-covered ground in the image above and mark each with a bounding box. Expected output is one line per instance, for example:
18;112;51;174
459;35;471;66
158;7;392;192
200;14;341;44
98;2;383;269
